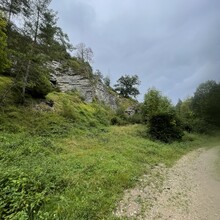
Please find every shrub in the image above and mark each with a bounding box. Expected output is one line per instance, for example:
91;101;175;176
111;116;121;125
127;113;143;124
110;116;128;126
149;113;184;143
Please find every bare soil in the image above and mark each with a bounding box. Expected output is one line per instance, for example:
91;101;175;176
115;147;220;220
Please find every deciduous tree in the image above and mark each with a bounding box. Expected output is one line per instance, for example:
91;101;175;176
142;88;173;122
114;74;140;98
192;80;220;126
76;42;93;63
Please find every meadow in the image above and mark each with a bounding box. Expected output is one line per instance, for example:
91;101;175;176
0;77;216;219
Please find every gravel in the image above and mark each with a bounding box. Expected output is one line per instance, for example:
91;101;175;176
115;147;220;220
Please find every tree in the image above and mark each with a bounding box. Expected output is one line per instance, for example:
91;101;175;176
75;42;93;63
5;0;72;103
149;112;183;143
38;10;72;60
93;69;103;81
175;99;182;116
103;76;110;87
0;15;11;73
38;9;58;55
114;74;140;98
0;0;74;104
0;0;30;23
175;97;194;132
15;0;52;102
192;80;220;127
142;88;173;122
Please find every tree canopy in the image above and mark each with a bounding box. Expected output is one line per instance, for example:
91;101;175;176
114;74;140;98
142;88;174;122
191;80;220;127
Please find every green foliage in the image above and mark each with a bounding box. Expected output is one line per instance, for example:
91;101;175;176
47;91;113;127
66;58;81;72
127;112;143;124
175;81;220;134
142;88;174;123
175;98;194;132
3;0;72;103
113;107;129;125
0;170;49;219
103;76;111;87
114;74;140;98
0;89;115;136
60;100;78;122
192;80;220;127
93;69;103;81
0;16;11;73
27;63;53;98
149;113;184;143
65;58;93;79
0;87;215;219
0;132;69;219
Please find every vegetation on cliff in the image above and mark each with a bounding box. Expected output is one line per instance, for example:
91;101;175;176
0;1;219;219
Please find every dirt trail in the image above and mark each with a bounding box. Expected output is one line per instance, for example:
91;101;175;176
115;147;220;220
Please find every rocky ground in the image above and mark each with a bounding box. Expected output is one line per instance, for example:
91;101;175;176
115;147;220;220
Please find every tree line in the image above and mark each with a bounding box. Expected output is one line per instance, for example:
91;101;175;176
112;74;220;142
0;1;219;141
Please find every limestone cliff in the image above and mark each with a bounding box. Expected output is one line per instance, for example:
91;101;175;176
50;61;118;110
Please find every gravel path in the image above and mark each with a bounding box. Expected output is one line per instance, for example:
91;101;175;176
115;147;220;220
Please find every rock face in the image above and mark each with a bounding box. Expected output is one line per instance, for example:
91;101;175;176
50;61;118;109
125;106;137;116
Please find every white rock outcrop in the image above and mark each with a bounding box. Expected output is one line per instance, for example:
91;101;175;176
50;61;118;109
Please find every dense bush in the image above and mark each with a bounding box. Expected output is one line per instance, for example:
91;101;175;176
109;107;127;125
149;113;184;143
27;72;53;99
110;116;127;125
127;113;143;124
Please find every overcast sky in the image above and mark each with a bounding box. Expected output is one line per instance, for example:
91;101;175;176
50;0;220;103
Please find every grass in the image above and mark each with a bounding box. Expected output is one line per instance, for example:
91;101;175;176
0;77;217;219
0;122;211;219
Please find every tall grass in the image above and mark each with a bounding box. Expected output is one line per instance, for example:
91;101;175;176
0;80;216;219
0;123;209;219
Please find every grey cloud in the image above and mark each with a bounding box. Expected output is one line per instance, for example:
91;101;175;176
51;0;96;42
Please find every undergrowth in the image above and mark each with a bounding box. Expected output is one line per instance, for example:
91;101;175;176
0;123;210;219
0;77;216;219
